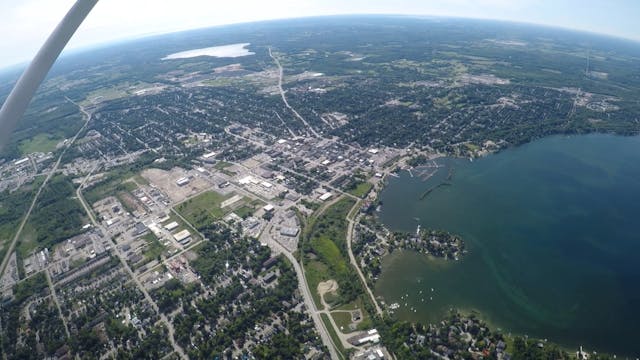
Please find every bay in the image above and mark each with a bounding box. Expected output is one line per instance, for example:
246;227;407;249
376;134;640;356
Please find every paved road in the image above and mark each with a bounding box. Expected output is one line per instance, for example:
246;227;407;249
0;100;92;280
45;269;70;338
223;127;358;201
259;223;341;360
268;47;320;138
346;209;384;317
76;168;187;359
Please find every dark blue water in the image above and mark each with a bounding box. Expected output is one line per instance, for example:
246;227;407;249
376;134;640;356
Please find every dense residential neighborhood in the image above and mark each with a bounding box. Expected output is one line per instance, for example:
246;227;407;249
1;16;636;359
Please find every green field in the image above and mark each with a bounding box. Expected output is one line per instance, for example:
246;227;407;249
347;181;373;198
234;199;265;219
335;297;373;331
142;233;166;262
303;196;361;309
15;224;38;258
21;176;86;253
84;173;138;204
330;311;354;333
310;236;349;274
0;178;45;263
320;313;347;360
175;190;246;229
300;196;378;336
213;161;236;176
165;212;200;242
304;260;331;307
18;133;62;155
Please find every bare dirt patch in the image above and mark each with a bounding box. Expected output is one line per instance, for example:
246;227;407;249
214;63;243;73
141;167;210;203
318;279;339;309
459;73;510;85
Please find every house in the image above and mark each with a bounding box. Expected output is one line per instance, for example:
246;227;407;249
263;271;278;284
263;256;279;269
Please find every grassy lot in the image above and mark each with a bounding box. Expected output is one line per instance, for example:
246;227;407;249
303;197;358;309
465;143;480;152
382;154;401;169
305;259;331;307
301;196;377;332
347;181;373;198
165;212;201;242
300;199;320;211
335;296;373;330
320;313;347;360
305;197;355;255
213;161;236;176
15;224;38;259
22;176;86;252
324;291;341;307
330;311;354;333
18;133;61;155
116;189;142;214
0;178;44;263
84;175;138;204
213;161;233;170
311;236;349;274
234;205;255;219
335;296;366;312
142;233;166;262
175;191;265;228
237;198;266;218
132;174;149;185
174;190;236;229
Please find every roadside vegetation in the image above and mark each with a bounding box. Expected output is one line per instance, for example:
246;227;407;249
346;181;373;198
302;197;356;305
301;196;378;337
0;177;43;262
141;232;166;263
320;313;347;360
21;176;86;254
83;154;158;204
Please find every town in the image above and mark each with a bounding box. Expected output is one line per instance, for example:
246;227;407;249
1;16;631;359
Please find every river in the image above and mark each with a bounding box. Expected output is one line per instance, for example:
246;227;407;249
375;134;640;357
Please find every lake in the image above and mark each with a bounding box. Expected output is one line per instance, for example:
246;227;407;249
376;134;640;356
162;43;255;60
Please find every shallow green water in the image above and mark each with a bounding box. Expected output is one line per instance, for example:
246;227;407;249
376;134;640;356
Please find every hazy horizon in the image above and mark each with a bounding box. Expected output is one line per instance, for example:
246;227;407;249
2;13;639;74
1;0;640;69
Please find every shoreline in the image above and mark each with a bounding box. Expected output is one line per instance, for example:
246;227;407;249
370;157;621;358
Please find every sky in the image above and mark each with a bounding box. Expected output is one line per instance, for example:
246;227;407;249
0;0;639;69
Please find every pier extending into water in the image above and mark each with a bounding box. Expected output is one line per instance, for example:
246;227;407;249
419;165;454;200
